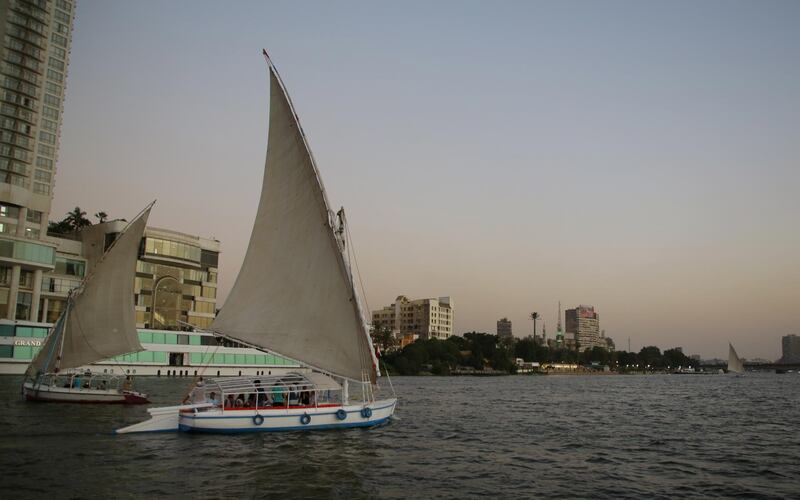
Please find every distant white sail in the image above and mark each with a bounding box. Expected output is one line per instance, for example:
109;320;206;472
28;207;152;376
211;67;376;383
728;343;744;374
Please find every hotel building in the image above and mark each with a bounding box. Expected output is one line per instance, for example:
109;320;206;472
0;0;74;321
496;317;512;339
372;295;454;341
565;305;604;351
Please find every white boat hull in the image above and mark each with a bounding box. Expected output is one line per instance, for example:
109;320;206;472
116;399;397;434
22;381;149;404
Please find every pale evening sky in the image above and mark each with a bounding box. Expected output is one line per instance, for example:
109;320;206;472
51;1;799;360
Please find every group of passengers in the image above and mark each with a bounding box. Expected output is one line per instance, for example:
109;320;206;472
184;377;318;409
60;371;114;391
219;379;316;409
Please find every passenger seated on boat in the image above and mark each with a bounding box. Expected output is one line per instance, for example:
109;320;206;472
208;392;220;406
123;376;133;391
99;380;107;390
73;376;81;388
254;380;268;407
271;386;285;406
245;394;256;408
235;394;245;407
225;394;234;408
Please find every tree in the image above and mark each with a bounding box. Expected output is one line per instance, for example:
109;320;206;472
530;312;539;341
47;219;73;235
64;206;92;230
94;211;108;223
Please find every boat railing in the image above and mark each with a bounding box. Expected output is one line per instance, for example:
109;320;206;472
36;372;125;391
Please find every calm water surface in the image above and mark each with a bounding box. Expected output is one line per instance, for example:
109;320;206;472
1;373;799;499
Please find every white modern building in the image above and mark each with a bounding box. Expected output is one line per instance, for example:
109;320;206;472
372;295;454;341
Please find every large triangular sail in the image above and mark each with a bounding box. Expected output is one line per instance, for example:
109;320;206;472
728;343;744;374
27;206;152;376
211;57;377;383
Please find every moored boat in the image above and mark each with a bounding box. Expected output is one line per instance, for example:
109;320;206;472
22;204;154;404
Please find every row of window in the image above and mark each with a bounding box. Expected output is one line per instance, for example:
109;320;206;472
0;238;55;265
0;344;297;367
144;237;202;262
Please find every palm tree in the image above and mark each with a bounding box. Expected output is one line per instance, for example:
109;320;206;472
94;211;108;223
530;312;539;343
64;206;91;230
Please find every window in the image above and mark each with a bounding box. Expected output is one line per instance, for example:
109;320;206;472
33;182;49;194
55;257;85;277
39;131;56;145
48;57;65;71
55;10;70;23
25;208;42;224
0;204;20;218
24;227;39;239
43;94;60;107
35;157;52;170
45;82;61;96
57;0;72;12
51;33;67;48
37;144;53;157
52;46;67;59
0;222;17;234
46;69;63;83
34;170;50;182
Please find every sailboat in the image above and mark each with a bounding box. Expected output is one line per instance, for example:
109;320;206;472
21;205;153;404
117;52;397;434
727;343;745;374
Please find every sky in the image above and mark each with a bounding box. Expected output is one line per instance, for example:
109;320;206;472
51;0;799;360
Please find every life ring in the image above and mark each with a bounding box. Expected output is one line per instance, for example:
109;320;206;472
361;407;372;419
252;414;264;426
300;413;311;425
335;409;347;420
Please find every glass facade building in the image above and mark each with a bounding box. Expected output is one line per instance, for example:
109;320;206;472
0;322;302;375
0;0;75;322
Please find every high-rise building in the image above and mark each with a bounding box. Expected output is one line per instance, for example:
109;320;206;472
565;304;603;351
0;0;75;320
496;317;512;339
372;295;454;341
778;334;800;364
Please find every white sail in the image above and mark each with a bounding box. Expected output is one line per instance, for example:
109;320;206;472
211;64;376;383
728;343;744;374
27;206;152;376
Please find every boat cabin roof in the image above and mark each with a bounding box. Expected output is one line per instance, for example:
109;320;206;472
207;372;341;394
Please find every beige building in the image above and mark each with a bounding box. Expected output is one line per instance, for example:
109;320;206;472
496;317;512;339
0;0;75;320
565;305;604;351
372;295;454;341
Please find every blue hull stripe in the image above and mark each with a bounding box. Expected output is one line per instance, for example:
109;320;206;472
181;402;396;421
178;416;391;433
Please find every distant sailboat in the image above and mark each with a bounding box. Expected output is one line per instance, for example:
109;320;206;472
22;205;153;404
117;51;397;434
727;343;745;374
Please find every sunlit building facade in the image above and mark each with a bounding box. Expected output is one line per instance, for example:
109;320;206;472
565;305;603;351
0;0;75;321
371;295;454;341
497;317;512;339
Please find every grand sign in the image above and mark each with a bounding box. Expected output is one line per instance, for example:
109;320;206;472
14;339;42;347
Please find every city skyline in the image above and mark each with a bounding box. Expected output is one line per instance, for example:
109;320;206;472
50;1;799;359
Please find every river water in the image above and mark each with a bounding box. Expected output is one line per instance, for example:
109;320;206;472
1;373;798;499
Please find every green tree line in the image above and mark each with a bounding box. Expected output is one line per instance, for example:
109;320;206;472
380;332;698;375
